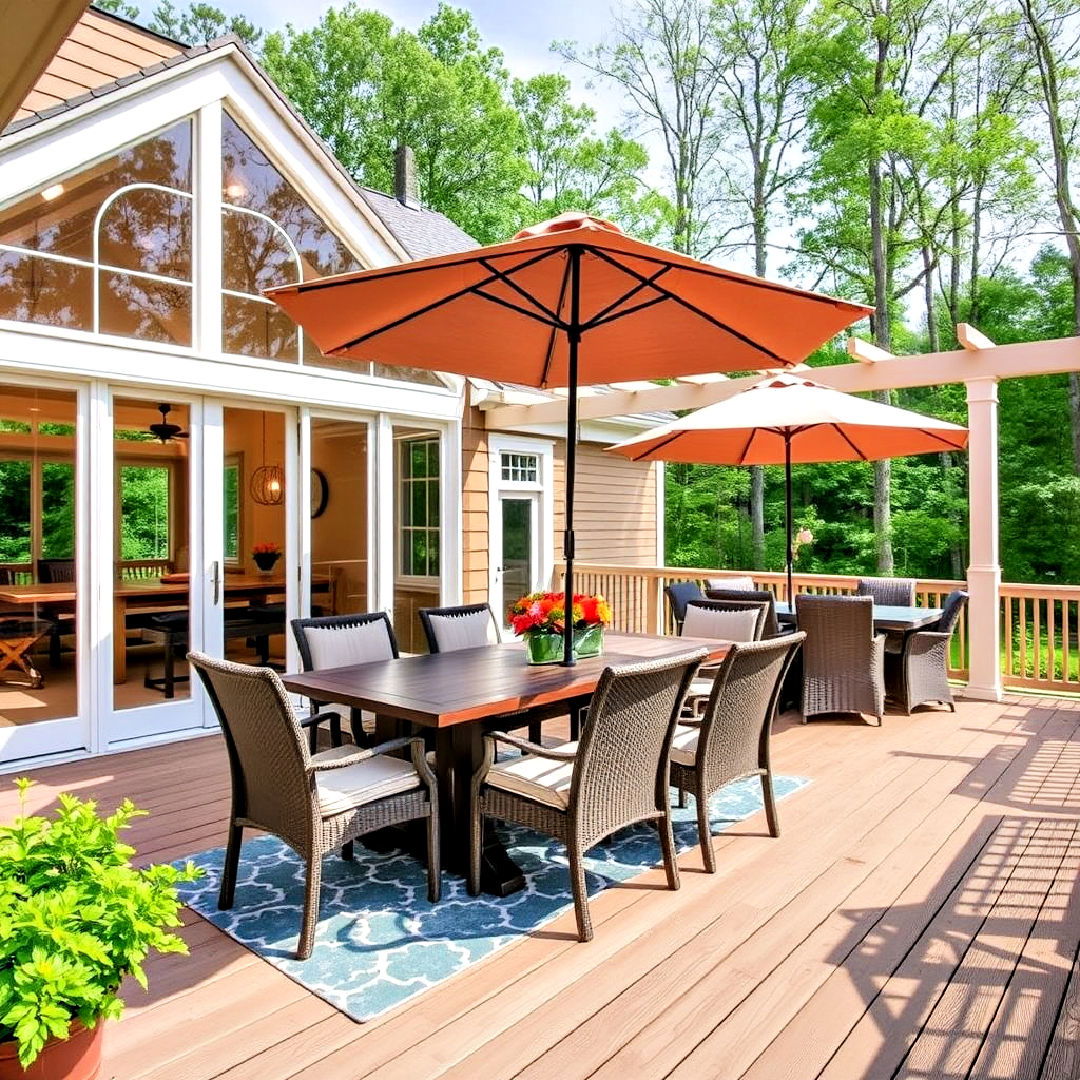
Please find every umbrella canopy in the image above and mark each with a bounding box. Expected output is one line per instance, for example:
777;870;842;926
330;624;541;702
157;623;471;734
266;212;869;386
609;372;969;600
267;214;871;663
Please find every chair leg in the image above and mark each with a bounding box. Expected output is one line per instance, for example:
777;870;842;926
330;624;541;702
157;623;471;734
49;625;61;666
695;788;715;873
528;719;543;743
163;637;175;699
341;840;354;861
218;823;243;910
761;772;780;838
329;713;343;748
677;785;687;809
658;808;681;891
308;724;318;754
296;854;322;961
467;797;483;897
568;844;593;942
426;808;441;903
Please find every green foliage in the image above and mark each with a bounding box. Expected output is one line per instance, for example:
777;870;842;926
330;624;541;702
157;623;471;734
149;1;262;46
0;780;199;1067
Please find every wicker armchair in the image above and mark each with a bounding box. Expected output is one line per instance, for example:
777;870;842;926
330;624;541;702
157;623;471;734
705;588;784;638
796;594;885;725
189;652;439;960
664;581;704;633
670;633;805;871
887;590;968;714
855;577;916;606
469;649;707;942
419;603;501;652
291;612;400;749
682;600;768;715
705;576;756;592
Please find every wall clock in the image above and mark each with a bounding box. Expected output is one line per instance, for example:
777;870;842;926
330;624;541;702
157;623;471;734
310;468;329;519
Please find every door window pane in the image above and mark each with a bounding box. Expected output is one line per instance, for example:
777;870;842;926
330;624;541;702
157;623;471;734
119;466;171;560
501;498;533;608
0;460;31;563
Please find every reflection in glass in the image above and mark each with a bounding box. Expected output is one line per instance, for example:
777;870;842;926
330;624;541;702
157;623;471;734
0;386;79;727
99;272;192;345
222;294;298;361
501;498;533;608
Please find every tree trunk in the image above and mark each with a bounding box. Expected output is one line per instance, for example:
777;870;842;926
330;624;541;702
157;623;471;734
923;243;940;352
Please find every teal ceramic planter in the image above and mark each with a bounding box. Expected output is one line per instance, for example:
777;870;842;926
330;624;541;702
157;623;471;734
524;625;604;665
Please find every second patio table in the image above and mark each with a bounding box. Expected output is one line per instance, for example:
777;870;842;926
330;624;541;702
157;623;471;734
774;601;943;632
283;631;729;896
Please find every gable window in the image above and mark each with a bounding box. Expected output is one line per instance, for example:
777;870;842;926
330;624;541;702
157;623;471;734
397;436;440;580
0;119;193;344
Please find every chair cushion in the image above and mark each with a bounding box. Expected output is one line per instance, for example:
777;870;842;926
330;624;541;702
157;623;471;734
311;745;421;817
306;621;395;669
706;576;755;592
485;740;578;809
430;609;494;652
683;605;758;641
670;724;700;767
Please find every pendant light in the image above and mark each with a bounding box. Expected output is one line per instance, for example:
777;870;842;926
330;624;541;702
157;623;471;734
250;412;284;506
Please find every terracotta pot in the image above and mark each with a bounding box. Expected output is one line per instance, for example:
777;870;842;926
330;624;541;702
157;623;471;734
0;1020;103;1080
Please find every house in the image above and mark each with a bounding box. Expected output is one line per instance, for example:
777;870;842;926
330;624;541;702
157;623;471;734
0;8;663;767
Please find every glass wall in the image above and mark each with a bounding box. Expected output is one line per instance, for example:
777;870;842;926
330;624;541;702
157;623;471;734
0;386;80;727
311;418;368;617
0;120;193;343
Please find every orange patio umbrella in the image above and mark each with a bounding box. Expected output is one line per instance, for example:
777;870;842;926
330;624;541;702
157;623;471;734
608;372;968;602
268;212;870;663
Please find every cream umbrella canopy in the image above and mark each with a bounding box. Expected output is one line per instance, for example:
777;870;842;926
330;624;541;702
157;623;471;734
608;372;969;602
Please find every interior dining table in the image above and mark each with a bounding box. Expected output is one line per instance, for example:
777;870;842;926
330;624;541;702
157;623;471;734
0;575;330;683
283;631;730;896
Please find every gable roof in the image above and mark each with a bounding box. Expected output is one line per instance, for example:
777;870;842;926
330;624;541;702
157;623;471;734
3;11;479;262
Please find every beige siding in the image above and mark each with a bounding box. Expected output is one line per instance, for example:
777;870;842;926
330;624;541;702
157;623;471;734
461;405;659;605
16;10;181;121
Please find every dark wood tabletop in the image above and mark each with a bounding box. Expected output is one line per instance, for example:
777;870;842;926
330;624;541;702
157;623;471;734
774;601;942;632
282;631;730;729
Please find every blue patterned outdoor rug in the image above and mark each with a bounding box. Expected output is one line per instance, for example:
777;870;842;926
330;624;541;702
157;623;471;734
176;775;809;1022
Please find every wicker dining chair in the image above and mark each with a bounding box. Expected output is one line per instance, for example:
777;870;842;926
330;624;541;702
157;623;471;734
419;603;501;653
855;576;917;606
705;588;785;638
291;612;401;749
887;590;968;714
189;651;439;961
681;600;768;716
670;633;805;871
664;581;704;633
796;594;885;725
469;649;707;942
704;576;756;592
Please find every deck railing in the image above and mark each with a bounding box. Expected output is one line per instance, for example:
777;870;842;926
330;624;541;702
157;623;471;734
556;562;1080;696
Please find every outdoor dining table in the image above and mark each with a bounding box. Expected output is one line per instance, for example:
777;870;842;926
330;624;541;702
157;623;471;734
283;631;730;896
774;601;943;632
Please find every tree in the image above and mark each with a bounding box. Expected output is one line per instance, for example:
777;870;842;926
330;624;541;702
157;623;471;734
93;0;140;19
559;0;728;256
263;4;526;243
512;73;670;237
147;2;262;46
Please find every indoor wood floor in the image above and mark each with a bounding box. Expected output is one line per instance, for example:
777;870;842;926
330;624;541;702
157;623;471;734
6;693;1080;1080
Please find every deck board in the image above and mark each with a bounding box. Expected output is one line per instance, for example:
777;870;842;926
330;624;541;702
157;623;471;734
8;693;1080;1079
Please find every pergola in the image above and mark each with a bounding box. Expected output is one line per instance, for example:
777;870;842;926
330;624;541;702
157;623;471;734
481;326;1080;702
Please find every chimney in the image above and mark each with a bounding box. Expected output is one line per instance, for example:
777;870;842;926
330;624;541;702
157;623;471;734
394;145;419;209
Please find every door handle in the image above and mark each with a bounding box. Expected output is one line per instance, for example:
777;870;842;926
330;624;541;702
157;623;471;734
211;560;221;604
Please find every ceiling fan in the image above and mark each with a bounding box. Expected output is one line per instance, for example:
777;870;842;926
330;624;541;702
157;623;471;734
148;403;190;444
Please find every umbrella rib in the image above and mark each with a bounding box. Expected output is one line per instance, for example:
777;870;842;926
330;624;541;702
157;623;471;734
917;427;966;450
588;294;670;329
478;257;564;324
540;255;573;388
831;423;869;461
329;248;560;353
583;266;672;328
473;288;565;328
587;247;788;364
736;428;759;466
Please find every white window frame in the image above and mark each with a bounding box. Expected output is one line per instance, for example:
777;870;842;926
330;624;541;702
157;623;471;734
488;435;554;618
395;432;442;587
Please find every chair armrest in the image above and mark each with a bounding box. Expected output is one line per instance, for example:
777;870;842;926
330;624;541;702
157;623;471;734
298;708;343;730
307;735;421;772
484;730;577;761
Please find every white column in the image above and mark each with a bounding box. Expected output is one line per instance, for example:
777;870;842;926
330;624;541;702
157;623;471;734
194;102;222;355
963;377;1003;701
373;414;395;619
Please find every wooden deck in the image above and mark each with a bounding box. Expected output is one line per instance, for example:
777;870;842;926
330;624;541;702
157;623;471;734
7;693;1080;1079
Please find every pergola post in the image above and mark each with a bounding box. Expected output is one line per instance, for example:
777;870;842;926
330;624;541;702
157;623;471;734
963;377;1003;701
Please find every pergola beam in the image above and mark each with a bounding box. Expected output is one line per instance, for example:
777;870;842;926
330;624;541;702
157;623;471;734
846;337;894;363
481;332;1080;430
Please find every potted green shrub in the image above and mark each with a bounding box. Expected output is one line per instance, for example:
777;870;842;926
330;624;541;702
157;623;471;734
0;779;199;1079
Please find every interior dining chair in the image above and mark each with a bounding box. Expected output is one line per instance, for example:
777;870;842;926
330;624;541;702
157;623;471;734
291;612;401;749
418;603;501;653
36;558;76;666
670;632;805;871
468;648;707;941
189;651;439;961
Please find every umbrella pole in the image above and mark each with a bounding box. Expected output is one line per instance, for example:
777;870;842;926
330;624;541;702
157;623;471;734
563;247;582;666
785;431;794;607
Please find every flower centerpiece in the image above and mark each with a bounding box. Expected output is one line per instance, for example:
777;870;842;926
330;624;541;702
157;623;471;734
508;591;612;665
251;541;281;574
0;779;199;1079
